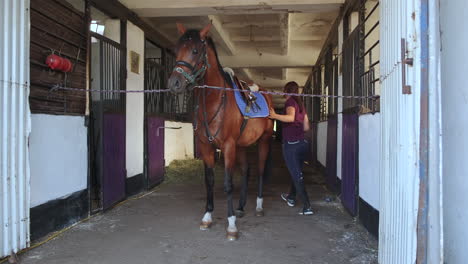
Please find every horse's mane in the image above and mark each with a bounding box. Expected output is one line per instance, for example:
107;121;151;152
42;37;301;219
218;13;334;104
177;29;233;87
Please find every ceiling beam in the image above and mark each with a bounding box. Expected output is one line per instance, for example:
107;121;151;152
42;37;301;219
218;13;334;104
231;35;324;42
220;52;319;68
282;68;288;80
239;68;253;80
278;14;290;55
122;0;345;17
90;0;172;48
204;15;237;56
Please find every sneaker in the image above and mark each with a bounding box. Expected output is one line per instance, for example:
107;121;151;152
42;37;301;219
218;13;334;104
298;208;314;215
281;193;296;207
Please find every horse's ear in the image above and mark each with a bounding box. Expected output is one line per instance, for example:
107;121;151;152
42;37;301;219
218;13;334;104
176;23;186;35
199;23;212;39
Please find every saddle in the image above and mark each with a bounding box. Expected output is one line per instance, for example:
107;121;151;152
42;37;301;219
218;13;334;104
232;76;261;113
223;68;269;136
223;67;262;114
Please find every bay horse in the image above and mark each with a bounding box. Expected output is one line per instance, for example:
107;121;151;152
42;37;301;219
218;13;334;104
167;23;273;240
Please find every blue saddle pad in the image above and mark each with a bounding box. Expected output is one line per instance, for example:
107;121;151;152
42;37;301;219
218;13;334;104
233;82;269;118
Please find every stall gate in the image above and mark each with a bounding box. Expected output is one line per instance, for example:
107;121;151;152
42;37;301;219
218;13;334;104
90;33;126;210
340;27;361;216
325;118;338;192
144;58;166;187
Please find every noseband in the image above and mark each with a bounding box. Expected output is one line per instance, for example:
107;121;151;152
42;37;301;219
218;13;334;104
173;40;210;87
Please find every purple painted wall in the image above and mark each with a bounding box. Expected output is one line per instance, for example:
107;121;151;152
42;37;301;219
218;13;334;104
326;118;338;191
147;116;165;187
102;113;126;209
341;113;359;216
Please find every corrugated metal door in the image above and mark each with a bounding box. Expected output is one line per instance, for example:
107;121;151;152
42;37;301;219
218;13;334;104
341;113;359;216
379;0;421;262
0;0;31;258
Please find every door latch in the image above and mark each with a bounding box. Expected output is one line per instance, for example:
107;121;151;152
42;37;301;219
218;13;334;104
401;38;414;94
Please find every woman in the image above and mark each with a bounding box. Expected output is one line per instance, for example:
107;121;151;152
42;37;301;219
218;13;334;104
269;81;313;215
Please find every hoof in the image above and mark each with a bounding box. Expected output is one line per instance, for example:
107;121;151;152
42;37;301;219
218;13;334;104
235;209;245;218
255;209;264;217
200;221;212;230
226;231;239;241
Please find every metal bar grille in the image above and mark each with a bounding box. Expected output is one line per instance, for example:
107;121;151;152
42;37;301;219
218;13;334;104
361;0;381;112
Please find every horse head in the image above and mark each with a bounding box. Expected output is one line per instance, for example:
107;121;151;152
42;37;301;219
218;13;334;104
167;23;212;94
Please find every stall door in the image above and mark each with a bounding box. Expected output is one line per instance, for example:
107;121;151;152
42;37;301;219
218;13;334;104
341;26;361;216
144;50;166;188
379;0;425;262
341;113;359;215
90;33;126;210
146;116;165;187
326;118;338;191
102;113;126;208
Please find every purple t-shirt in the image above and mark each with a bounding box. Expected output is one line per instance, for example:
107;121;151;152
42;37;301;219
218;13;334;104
282;97;305;142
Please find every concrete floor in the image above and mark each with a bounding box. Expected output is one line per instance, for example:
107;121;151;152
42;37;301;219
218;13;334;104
21;142;378;264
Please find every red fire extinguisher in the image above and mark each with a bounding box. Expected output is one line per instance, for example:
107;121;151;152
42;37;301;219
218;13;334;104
45;54;73;72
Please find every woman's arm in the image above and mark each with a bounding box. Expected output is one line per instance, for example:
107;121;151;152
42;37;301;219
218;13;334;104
303;114;310;132
269;106;295;123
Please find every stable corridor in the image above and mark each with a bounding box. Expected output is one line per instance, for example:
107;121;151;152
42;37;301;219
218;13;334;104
20;142;377;264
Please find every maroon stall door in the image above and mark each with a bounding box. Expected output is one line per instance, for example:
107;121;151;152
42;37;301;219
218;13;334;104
147;116;165;187
341;113;359;216
326;118;338;191
102;113;126;209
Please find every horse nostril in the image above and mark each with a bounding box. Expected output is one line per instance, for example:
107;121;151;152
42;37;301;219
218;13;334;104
175;80;180;88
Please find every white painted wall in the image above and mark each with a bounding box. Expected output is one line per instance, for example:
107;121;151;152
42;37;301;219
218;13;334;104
317;121;328;167
337;20;344;180
126;22;145;178
164;121;194;166
440;0;468;262
29;114;88;207
358;113;381;210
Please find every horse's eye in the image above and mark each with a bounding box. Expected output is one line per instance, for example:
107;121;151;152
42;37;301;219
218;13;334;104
192;49;199;54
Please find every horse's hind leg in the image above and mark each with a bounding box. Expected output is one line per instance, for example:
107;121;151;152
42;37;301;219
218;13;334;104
256;133;272;217
235;147;249;218
199;144;215;230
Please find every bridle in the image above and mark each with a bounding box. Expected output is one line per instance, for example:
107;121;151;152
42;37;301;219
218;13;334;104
172;39;210;89
172;37;226;144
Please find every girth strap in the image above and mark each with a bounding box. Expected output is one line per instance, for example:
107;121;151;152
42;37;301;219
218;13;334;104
239;117;249;139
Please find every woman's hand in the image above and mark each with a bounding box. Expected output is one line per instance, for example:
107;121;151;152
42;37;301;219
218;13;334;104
269;108;277;119
269;106;295;123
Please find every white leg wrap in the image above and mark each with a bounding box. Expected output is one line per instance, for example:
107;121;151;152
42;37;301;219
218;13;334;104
202;212;212;223
256;197;263;210
227;216;237;232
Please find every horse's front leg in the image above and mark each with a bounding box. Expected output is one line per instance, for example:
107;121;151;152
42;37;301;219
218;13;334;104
200;163;215;230
235;147;249;218
222;139;238;240
199;143;215;230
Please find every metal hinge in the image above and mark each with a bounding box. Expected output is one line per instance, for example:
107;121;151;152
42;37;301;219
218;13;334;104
401;38;414;94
